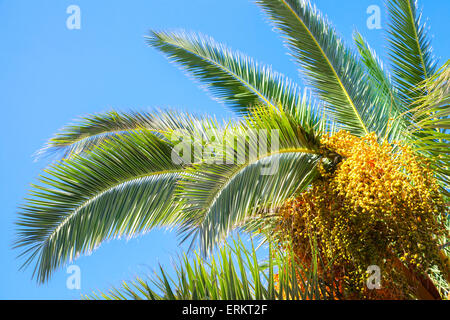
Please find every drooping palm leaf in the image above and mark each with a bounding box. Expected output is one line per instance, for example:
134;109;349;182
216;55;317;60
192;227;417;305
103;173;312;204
37;109;209;160
182;152;320;253
386;0;437;104
177;106;324;252
147;31;309;116
15;131;185;283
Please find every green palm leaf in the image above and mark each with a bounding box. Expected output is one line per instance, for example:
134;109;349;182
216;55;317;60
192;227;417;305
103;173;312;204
386;0;437;104
176;105;325;252
256;0;392;137
37;109;207;159
15;131;184;283
408;61;450;189
353;31;407;141
147;30;307;115
85;238;333;300
181;152;320;253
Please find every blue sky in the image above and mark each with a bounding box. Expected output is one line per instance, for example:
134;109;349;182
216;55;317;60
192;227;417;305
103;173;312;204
0;0;448;299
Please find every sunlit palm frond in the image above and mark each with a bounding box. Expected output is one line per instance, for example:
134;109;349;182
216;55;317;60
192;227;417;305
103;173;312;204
147;30;308;116
256;0;393;138
85;238;333;300
15;131;184;283
386;0;437;104
182;153;320;253
409;61;450;130
353;32;408;142
408;61;450;189
245;95;326;146
37;109;208;160
175;104;326;252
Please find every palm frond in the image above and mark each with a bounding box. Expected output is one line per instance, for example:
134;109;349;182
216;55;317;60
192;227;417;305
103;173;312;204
190;153;319;253
386;0;437;104
15;131;184;283
353;31;407;141
409;61;450;130
256;0;392;137
37;109;208;160
246;94;326;145
85;238;333;300
175;105;325;252
147;30;309;116
408;61;450;189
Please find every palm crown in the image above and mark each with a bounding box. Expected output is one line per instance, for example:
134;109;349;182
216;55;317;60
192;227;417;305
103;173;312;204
15;0;448;299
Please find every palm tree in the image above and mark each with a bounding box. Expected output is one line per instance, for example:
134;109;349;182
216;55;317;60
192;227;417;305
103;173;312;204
15;0;448;299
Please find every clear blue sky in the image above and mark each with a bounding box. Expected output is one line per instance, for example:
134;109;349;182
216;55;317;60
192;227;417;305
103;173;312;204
1;0;448;299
